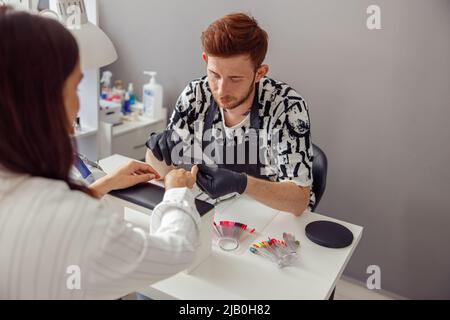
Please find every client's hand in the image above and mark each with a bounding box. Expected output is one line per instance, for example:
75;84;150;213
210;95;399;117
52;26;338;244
165;166;198;191
90;160;161;198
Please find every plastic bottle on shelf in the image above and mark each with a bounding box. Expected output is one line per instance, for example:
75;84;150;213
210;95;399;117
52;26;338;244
100;71;113;99
128;83;136;105
113;80;125;100
123;92;131;115
143;71;163;119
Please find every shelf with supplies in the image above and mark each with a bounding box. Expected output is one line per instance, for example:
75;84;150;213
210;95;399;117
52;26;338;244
98;106;168;161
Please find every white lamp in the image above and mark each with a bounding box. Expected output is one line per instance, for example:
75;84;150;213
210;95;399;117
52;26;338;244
5;0;117;70
1;0;40;11
51;0;118;70
6;0;117;159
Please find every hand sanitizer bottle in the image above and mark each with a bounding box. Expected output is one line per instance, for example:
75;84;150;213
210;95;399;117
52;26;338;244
143;71;163;118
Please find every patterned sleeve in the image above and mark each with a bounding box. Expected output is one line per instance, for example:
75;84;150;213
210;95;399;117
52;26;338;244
167;83;197;137
272;98;313;188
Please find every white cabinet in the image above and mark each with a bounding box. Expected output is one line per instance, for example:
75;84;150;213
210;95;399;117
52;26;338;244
99;112;167;161
73;67;100;161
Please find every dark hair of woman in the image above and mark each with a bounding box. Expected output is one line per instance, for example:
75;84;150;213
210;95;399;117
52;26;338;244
0;6;94;196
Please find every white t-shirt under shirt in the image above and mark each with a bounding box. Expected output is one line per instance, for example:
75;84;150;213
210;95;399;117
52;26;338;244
219;107;250;138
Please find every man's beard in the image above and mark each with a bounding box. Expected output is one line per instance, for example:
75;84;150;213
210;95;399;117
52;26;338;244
216;75;256;111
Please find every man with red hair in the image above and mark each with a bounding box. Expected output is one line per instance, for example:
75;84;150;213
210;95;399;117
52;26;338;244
146;13;314;216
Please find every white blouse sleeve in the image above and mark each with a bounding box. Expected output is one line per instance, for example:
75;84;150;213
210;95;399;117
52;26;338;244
83;187;201;299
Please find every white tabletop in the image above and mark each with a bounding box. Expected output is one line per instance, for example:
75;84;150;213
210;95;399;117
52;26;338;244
99;154;363;300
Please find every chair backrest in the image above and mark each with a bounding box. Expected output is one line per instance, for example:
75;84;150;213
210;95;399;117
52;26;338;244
311;144;328;211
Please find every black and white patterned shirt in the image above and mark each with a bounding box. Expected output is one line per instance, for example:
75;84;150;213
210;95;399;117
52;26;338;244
167;76;315;208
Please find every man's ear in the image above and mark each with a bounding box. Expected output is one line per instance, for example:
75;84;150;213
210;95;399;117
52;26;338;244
202;52;208;64
255;64;269;82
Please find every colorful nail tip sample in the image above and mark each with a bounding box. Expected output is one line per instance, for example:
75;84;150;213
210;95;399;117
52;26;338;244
212;221;256;252
250;233;300;268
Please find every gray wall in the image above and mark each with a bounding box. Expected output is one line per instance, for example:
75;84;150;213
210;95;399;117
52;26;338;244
98;0;450;299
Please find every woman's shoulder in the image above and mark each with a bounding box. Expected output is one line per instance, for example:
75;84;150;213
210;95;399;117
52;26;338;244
0;171;101;214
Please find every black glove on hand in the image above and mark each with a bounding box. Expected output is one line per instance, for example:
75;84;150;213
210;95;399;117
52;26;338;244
146;130;181;166
197;165;248;200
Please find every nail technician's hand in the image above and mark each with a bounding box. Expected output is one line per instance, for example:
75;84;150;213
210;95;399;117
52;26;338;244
165;166;198;191
146;130;182;166
90;160;160;197
196;165;247;200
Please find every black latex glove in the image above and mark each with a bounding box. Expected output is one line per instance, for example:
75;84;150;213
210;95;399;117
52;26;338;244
197;165;248;200
146;130;181;166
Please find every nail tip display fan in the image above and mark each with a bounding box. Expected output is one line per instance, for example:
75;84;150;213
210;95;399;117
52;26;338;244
213;221;255;252
250;233;300;268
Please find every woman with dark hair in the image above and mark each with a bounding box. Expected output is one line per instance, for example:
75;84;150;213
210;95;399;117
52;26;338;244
0;7;200;299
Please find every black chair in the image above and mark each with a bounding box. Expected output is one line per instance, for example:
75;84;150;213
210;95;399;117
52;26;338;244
311;144;335;300
311;144;328;212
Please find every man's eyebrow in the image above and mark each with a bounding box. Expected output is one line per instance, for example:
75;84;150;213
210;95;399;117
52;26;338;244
208;69;245;78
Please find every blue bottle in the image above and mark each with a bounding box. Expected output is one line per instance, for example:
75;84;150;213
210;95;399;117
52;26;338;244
123;92;131;114
128;83;136;105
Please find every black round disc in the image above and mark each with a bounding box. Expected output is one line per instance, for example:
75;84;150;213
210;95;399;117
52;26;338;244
305;221;354;249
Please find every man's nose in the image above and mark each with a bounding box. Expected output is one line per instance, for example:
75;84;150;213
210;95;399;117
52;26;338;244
217;79;230;96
